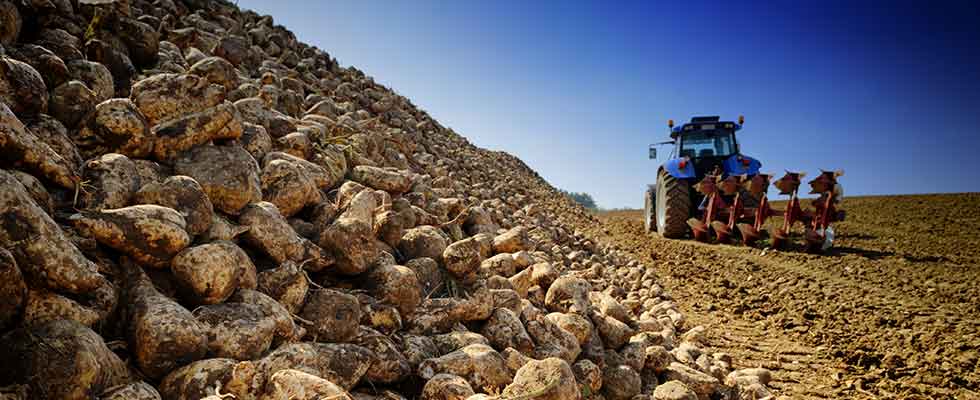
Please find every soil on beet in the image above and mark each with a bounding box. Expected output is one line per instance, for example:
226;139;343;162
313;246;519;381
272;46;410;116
585;193;980;399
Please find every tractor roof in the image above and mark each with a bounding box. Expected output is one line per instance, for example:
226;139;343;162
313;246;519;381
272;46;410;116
671;116;741;138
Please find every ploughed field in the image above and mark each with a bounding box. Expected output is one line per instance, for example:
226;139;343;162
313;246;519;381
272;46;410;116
593;193;980;399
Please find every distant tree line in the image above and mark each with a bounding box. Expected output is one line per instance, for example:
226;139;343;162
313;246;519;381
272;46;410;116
560;190;598;210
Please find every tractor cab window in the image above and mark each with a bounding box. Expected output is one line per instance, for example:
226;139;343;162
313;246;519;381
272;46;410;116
680;130;736;159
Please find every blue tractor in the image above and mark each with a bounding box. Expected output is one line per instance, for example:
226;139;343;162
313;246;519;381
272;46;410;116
643;116;761;238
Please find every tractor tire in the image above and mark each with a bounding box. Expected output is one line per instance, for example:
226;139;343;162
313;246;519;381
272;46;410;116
643;186;655;233
655;168;691;238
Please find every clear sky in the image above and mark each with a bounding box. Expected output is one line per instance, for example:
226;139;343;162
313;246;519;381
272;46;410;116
238;0;980;208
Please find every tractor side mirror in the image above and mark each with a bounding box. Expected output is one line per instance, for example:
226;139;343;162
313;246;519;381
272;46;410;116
648;145;657;159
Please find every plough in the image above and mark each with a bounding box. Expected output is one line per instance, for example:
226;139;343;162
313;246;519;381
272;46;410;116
686;170;845;252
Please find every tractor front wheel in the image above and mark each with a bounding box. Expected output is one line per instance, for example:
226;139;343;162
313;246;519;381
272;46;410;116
643;187;655;233
656;169;691;238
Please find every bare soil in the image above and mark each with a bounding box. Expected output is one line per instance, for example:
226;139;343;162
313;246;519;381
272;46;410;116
588;193;980;399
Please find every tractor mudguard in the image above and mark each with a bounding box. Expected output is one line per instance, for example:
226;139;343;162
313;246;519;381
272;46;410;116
723;154;762;176
662;158;696;179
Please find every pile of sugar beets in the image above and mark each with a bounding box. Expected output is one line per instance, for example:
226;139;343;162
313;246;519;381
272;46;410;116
0;0;775;399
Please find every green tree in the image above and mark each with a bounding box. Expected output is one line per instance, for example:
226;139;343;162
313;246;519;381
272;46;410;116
560;190;598;210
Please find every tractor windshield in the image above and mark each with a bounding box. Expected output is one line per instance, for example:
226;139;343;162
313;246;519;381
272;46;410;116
680;130;736;159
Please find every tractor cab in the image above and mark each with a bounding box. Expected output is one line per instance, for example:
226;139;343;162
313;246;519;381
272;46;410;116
662;116;761;181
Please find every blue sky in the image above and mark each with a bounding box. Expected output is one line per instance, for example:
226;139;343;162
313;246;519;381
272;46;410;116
239;0;980;208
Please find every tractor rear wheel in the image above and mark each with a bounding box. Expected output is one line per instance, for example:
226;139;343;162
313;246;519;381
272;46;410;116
655;168;691;238
643;187;655;233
